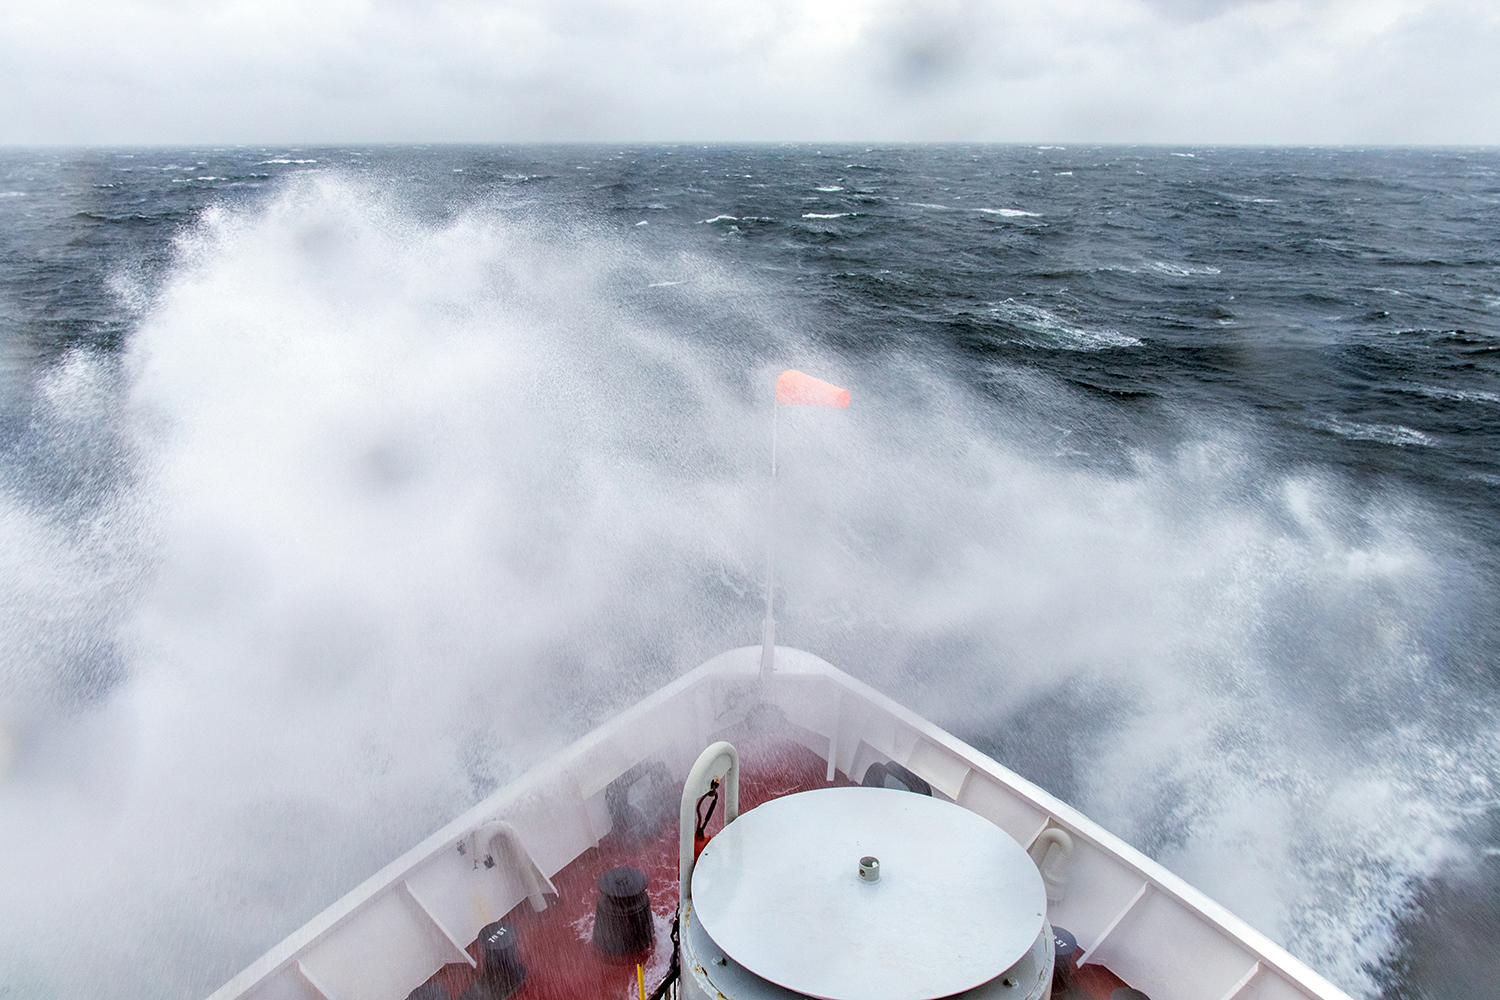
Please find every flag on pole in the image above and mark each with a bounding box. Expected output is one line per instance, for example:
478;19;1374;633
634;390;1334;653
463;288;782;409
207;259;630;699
775;369;850;408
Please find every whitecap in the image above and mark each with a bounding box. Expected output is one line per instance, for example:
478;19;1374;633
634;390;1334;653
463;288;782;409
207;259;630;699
907;203;949;210
815;185;843;192
635;221;648;226
1322;418;1435;447
987;299;1141;351
0;191;25;198
1172;152;1197;158
977;208;1042;218
802;212;851;219
257;159;318;165
1147;261;1221;276
1055;171;1073;176
647;280;683;288
699;215;738;224
1404;384;1500;405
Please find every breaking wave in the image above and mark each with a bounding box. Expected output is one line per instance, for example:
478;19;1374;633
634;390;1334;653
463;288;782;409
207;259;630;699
986;299;1142;351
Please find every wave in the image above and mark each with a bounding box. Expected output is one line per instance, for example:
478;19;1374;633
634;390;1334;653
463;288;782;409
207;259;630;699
1403;384;1500;404
1321;417;1436;447
802;212;852;219
258;159;318;165
1146;261;1222;276
977;208;1042;218
987;299;1142;350
700;215;738;224
815;185;843;192
0;191;24;198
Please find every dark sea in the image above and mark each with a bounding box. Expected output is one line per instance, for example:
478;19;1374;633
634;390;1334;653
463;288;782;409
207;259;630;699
1;145;1497;1000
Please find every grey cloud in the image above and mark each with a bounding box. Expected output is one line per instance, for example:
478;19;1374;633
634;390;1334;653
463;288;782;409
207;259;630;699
1142;0;1274;24
0;0;1496;144
874;0;983;89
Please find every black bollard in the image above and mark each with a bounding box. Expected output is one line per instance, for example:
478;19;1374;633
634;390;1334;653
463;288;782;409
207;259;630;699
1051;926;1079;994
476;921;527;999
592;866;654;958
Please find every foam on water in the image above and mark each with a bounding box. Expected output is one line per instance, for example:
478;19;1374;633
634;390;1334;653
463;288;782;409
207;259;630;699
1404;384;1500;405
1322;417;1437;447
977;207;1042;218
1145;260;1222;276
986;299;1143;350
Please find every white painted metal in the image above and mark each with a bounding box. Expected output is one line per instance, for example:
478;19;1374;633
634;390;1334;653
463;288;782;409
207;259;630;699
692;786;1046;1000
679;741;741;909
206;646;1356;1000
469;820;556;913
681;909;1054;1000
1027;827;1075;904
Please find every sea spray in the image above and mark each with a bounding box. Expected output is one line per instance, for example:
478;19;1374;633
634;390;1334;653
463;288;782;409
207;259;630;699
0;149;1496;1000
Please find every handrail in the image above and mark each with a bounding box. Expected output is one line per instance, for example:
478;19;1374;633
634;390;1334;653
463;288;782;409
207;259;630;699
678;741;739;911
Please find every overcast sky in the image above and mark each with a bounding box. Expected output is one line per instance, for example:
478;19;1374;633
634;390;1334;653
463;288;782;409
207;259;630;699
2;0;1497;146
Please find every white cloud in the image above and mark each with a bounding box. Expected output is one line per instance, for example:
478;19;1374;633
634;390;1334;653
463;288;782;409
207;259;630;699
0;0;1496;144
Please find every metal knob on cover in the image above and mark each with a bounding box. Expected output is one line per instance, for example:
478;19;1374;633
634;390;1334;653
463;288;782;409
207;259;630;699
593;866;654;958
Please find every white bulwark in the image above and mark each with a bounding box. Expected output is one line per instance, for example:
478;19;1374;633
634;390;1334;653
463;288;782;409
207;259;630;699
207;646;1354;1000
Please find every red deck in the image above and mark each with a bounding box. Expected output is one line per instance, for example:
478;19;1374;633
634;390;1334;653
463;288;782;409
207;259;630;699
418;737;1135;1000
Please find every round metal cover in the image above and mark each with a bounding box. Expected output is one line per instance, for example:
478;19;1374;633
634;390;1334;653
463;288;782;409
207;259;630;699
691;786;1046;1000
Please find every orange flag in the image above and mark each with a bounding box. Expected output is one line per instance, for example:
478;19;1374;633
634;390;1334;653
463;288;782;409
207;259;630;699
775;369;850;408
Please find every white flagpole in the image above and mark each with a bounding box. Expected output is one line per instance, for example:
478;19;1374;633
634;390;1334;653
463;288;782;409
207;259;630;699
759;400;779;683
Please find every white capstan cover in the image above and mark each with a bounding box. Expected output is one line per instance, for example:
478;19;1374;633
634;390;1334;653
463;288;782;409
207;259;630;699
690;786;1047;1000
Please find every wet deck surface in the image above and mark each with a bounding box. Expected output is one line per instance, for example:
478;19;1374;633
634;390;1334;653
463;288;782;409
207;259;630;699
417;737;1138;1000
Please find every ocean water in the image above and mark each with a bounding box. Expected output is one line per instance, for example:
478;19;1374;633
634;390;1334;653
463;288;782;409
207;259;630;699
1;145;1497;999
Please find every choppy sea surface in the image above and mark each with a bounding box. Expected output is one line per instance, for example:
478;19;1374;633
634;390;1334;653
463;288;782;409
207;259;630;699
1;145;1497;999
